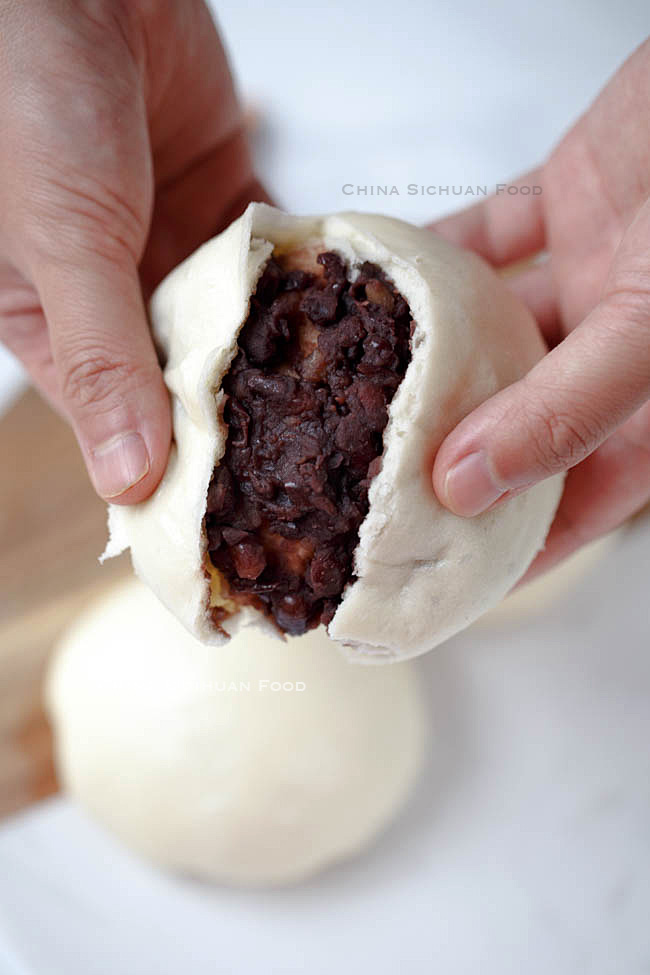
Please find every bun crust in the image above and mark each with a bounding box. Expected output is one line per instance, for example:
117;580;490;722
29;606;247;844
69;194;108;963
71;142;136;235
103;204;563;661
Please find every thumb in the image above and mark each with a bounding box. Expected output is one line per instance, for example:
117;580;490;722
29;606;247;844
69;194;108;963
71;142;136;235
432;288;650;517
36;246;171;504
0;2;170;503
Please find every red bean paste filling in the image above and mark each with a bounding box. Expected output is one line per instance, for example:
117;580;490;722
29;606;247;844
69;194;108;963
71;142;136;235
205;250;413;636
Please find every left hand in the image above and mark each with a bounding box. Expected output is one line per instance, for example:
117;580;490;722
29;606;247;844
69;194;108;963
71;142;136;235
429;39;650;578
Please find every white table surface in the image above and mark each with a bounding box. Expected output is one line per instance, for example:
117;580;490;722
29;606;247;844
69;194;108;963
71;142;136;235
1;1;649;971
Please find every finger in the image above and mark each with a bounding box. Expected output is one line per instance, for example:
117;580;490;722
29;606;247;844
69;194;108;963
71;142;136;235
521;401;650;580
215;175;275;238
139;2;271;290
0;308;60;409
429;169;546;267
501;259;561;345
432;287;650;517
34;247;171;505
141;126;273;294
0;265;60;404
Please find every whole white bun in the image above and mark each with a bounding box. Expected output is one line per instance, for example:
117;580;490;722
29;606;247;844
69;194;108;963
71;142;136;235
46;579;426;888
102;204;563;661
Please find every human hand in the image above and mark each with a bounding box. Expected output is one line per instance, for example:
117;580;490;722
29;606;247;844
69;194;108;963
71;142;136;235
430;38;650;577
0;0;269;503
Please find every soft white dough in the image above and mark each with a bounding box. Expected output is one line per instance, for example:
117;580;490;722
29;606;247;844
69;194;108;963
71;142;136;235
46;579;427;888
102;204;564;661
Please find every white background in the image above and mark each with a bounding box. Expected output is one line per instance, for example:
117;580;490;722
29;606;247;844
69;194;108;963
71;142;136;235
1;1;649;972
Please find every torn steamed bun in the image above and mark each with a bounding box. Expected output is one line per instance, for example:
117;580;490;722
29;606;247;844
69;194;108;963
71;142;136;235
102;204;563;662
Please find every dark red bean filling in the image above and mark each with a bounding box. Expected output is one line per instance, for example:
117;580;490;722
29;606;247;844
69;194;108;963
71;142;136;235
205;250;413;635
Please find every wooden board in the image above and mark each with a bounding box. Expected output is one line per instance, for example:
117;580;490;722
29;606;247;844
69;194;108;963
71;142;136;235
0;389;129;820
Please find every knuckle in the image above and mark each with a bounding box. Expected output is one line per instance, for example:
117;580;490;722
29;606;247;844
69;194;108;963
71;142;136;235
526;403;598;474
60;350;145;413
601;283;650;351
604;284;650;323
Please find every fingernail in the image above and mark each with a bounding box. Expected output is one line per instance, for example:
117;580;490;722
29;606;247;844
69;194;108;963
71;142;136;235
442;450;506;517
90;432;150;499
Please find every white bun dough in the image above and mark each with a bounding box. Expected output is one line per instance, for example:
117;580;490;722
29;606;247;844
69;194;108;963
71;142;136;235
46;580;427;888
102;205;563;661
